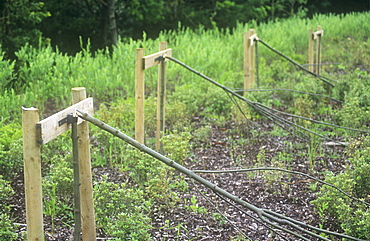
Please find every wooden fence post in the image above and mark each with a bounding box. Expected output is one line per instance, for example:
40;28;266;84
156;41;167;152
136;48;145;144
309;25;324;74
308;28;314;72
22;107;44;241
72;87;96;240
315;25;323;75
244;29;255;92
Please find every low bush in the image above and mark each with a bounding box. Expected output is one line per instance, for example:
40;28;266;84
311;136;370;239
0;175;17;240
94;176;152;240
0;123;23;180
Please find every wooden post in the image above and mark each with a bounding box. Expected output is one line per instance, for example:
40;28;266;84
244;29;255;91
156;42;167;152
308;28;314;72
22;107;44;241
315;25;323;75
135;48;145;144
72;87;96;241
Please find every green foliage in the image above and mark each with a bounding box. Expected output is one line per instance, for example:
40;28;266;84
0;0;50;56
0;176;14;213
0;10;370;240
41;133;74;231
334;68;370;130
169;83;232;121
94;176;152;240
0;50;15;92
186;195;207;214
0;176;17;240
95;98;136;134
162;130;192;164
311;136;370;239
42;154;74;230
0;123;23;180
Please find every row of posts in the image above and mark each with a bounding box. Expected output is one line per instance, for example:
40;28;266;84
22;26;323;241
136;26;324;146
244;26;323;91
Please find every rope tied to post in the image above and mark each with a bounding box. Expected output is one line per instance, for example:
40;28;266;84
256;38;337;87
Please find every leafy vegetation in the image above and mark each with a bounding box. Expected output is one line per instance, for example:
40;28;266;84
0;11;369;239
311;136;370;239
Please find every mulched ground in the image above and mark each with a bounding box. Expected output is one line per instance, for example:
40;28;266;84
9;119;348;240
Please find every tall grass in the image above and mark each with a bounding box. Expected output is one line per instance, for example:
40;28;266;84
0;12;369;122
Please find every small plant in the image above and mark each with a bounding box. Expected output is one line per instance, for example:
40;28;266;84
307;134;322;170
212;212;226;225
185;195;207;214
192;125;212;145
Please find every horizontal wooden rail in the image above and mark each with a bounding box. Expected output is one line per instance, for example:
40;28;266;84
143;49;172;69
36;97;94;145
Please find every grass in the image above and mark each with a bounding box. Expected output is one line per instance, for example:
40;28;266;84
0;12;368;123
0;11;369;240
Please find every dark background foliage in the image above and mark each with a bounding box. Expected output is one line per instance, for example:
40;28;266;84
0;0;369;56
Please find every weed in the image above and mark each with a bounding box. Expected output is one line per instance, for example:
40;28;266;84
185;195;207;214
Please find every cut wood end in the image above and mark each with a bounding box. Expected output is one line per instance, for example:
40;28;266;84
72;87;86;91
22;106;38;111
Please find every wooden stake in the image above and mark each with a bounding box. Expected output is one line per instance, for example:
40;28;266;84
244;29;255;92
156;42;167;152
135;48;145;144
72;87;96;241
22;107;44;241
308;28;314;72
315;25;323;75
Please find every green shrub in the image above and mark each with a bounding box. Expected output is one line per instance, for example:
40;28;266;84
169;83;232;121
0;50;15;92
0;176;17;240
161;130;192;165
94;176;152;240
0;123;23;180
42;154;74;231
334;69;370;131
311;136;370;239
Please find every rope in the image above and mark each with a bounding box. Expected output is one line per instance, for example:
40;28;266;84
190;179;252;240
163;55;369;142
237;88;342;104
77;110;364;241
192;167;370;206
212;191;290;241
257;39;337;87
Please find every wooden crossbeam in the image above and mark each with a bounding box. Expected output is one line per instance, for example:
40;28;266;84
143;49;172;69
36;97;94;145
313;30;324;39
